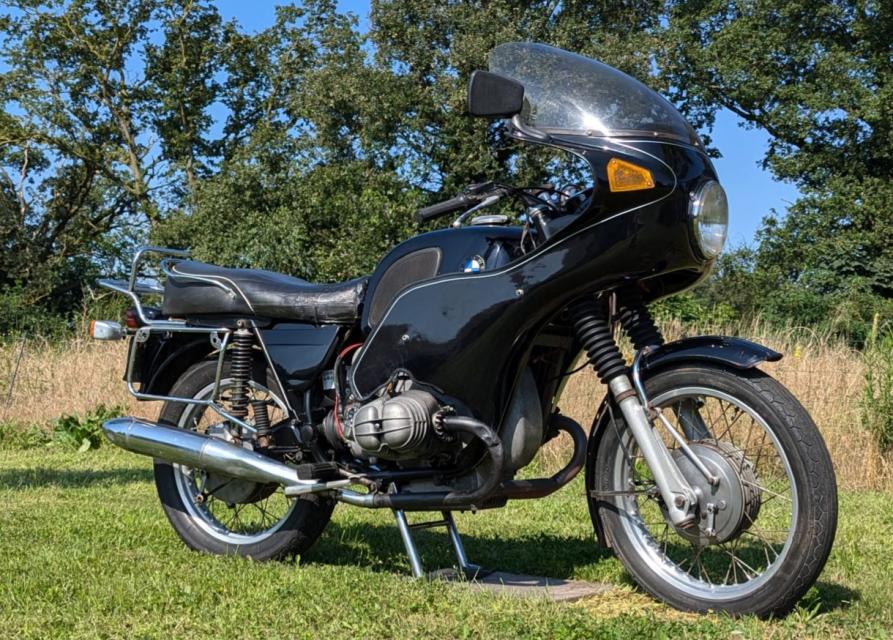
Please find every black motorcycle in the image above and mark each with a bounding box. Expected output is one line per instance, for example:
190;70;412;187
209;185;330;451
92;42;837;616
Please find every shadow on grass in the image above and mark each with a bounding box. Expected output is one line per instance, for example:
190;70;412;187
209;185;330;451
0;466;153;489
809;581;861;614
308;520;615;580
306;522;859;614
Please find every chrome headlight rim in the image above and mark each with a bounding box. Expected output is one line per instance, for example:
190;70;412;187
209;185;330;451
689;180;728;260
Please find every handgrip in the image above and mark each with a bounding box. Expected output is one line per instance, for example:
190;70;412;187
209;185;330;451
414;194;473;223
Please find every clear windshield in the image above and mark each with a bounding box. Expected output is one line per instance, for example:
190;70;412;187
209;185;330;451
489;42;699;144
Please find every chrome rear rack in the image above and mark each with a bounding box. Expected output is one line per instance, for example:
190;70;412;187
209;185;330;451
96;245;254;434
98;245;190;325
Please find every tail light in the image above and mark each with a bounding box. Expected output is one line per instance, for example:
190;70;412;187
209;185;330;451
125;308;142;329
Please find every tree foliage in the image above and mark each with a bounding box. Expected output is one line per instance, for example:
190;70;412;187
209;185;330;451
663;0;893;337
1;0;890;339
0;0;223;328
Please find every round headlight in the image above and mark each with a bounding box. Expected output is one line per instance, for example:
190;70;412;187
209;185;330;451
689;180;728;259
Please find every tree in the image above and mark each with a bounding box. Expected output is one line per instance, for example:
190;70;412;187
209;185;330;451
0;0;227;330
662;0;893;334
155;0;670;279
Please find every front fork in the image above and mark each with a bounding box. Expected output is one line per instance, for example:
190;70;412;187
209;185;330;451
571;292;703;527
607;373;698;526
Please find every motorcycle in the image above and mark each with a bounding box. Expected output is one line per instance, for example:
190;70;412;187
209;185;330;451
92;42;837;617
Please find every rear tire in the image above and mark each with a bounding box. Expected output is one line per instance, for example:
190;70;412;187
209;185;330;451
154;358;334;561
588;364;837;617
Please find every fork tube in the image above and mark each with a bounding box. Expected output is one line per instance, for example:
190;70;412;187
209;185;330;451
608;375;697;526
569;296;696;526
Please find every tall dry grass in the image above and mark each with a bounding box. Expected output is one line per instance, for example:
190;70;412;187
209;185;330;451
558;318;890;491
0;321;889;490
0;338;144;427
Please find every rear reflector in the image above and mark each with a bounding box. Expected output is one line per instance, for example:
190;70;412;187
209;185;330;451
125;308;141;329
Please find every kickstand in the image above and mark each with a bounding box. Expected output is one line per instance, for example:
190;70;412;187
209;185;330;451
393;509;482;579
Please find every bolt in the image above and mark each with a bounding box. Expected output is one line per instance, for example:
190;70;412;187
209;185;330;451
673;495;686;508
400;334;410;342
515;288;524;296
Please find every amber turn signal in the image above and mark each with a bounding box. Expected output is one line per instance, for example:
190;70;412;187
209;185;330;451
606;157;655;192
89;319;125;341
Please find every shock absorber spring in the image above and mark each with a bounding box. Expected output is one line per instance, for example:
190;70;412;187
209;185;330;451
616;288;664;350
568;297;627;384
251;399;273;447
229;326;253;422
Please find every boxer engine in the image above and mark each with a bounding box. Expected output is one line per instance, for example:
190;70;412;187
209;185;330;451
322;369;543;473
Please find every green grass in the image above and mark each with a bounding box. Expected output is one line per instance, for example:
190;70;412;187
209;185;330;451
1;448;891;639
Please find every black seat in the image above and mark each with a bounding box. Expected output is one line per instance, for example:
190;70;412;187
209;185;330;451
162;260;368;324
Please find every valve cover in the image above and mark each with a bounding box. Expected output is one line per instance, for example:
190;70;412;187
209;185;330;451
350;390;447;460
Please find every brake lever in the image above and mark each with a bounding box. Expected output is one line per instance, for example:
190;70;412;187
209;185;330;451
451;193;502;228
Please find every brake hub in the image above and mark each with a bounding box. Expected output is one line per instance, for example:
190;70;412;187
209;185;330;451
671;440;762;545
201;423;276;505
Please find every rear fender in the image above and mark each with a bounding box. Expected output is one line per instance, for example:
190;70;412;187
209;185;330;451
585;335;782;548
140;334;215;396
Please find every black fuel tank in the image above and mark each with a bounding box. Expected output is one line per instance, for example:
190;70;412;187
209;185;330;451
362;225;523;332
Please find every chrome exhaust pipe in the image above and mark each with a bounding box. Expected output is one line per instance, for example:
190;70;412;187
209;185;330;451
103;417;346;494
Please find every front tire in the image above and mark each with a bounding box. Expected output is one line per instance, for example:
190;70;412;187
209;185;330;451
154;358;334;561
587;363;837;617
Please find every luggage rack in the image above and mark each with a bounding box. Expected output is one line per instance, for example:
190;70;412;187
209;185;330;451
96;246;256;434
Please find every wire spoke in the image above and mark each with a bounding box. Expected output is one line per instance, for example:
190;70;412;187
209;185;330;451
740;478;793;503
613;383;799;596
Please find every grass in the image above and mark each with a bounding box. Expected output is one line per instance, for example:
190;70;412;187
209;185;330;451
1;324;892;635
1;447;891;639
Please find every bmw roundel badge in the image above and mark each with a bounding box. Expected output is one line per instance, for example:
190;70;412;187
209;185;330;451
463;255;486;273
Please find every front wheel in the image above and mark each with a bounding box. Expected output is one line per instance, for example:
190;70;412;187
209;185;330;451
587;363;837;617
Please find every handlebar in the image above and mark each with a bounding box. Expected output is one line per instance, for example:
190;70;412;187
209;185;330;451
415;194;475;223
415;182;502;223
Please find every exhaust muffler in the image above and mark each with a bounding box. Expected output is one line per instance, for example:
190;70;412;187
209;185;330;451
102;417;346;495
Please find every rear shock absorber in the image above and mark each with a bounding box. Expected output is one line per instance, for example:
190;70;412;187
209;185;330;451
229;324;253;425
616;288;664;350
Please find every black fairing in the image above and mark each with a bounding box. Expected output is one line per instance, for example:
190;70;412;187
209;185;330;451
350;139;717;426
362;225;524;332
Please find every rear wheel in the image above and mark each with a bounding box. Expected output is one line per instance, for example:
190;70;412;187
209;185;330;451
588;363;837;616
154;358;334;560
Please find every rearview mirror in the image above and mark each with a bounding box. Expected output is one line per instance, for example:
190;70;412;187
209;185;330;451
467;70;524;118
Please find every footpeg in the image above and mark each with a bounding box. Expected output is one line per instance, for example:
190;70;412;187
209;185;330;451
295;462;341;481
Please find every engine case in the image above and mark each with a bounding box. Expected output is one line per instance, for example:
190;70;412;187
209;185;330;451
349;389;448;460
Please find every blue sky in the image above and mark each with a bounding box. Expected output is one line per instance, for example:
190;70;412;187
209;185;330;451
219;1;799;246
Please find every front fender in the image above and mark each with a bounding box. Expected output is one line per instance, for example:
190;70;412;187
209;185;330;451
639;335;782;374
585;335;782;549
